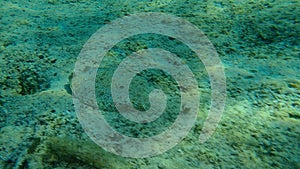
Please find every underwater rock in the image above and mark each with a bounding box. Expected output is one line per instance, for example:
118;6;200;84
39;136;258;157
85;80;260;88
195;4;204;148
46;137;128;169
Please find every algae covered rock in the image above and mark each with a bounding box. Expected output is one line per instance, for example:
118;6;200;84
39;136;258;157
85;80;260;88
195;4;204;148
0;50;52;96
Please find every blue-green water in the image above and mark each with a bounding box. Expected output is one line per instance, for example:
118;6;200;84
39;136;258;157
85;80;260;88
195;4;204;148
0;0;299;168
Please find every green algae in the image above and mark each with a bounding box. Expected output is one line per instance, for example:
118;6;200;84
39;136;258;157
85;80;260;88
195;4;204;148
0;0;299;168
